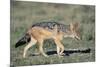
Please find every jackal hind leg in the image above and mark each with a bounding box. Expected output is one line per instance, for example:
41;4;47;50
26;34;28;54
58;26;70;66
38;40;49;57
23;37;37;58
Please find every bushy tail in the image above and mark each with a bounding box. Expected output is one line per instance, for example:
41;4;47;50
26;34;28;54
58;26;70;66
15;33;31;48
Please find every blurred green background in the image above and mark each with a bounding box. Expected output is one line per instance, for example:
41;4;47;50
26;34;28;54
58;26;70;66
10;1;95;66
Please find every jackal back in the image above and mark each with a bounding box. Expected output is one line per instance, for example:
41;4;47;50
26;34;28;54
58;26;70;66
32;22;70;33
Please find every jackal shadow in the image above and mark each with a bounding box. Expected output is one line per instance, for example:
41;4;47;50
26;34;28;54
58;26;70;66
32;48;91;56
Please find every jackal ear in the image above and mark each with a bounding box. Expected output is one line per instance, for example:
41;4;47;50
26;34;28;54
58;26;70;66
74;22;80;30
70;23;74;32
70;22;79;32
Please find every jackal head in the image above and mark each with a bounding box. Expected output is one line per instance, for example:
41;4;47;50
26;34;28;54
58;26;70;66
65;23;81;40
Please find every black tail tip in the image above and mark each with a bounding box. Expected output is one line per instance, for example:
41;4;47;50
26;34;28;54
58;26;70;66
15;45;18;48
15;41;27;48
15;43;19;48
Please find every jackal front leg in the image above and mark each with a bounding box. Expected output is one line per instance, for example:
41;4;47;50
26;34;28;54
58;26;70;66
54;39;65;56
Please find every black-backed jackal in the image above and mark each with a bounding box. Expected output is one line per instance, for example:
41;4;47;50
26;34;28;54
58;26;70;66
15;22;81;58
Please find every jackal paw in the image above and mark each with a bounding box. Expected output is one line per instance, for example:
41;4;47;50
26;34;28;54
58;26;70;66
60;53;65;56
44;54;49;58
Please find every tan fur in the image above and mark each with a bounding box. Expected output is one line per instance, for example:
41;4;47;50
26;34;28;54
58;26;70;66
23;23;80;58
